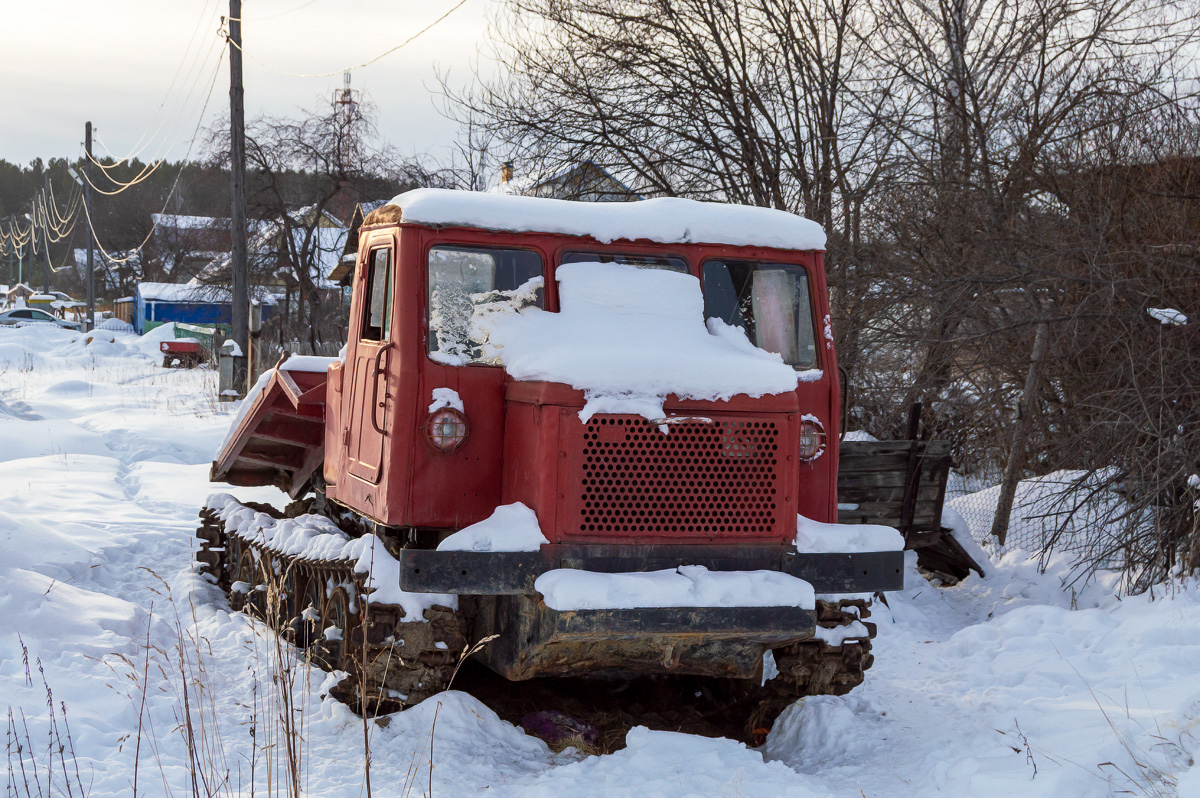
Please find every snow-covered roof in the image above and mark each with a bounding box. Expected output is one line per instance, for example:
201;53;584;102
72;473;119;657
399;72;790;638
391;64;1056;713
193;206;348;289
152;214;229;230
293;225;348;285
138;282;277;305
385;188;826;251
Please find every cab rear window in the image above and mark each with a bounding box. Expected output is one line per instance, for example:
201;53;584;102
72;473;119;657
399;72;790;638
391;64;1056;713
560;252;689;273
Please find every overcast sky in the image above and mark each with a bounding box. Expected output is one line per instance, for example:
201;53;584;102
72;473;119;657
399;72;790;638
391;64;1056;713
0;0;495;167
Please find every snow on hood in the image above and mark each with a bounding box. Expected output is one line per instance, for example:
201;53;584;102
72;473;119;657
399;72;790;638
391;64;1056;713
475;262;801;421
386;188;827;251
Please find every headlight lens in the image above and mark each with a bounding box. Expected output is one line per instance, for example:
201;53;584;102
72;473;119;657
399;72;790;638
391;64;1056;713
798;418;826;461
426;407;469;453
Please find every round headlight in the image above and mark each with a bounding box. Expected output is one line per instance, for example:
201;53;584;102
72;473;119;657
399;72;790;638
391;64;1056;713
426;407;469;453
798;417;826;461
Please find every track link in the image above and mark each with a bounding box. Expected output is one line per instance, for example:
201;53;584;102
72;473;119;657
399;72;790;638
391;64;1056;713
745;599;877;741
197;502;468;710
199;497;877;739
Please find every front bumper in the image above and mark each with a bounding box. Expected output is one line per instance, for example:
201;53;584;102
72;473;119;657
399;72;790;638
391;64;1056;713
397;543;903;596
477;599;818;680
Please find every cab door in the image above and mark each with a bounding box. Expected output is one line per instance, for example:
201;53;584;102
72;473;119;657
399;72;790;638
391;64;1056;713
346;242;395;484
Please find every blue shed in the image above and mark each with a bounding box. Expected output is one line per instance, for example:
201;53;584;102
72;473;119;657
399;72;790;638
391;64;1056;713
134;282;276;334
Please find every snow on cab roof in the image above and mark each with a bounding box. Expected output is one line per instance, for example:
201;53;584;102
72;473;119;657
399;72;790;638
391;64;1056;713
383;188;827;251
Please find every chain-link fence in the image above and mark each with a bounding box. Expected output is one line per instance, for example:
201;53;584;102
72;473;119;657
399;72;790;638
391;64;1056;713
945;469;1127;571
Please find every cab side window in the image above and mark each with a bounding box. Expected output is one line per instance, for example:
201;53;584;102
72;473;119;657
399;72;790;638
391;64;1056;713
361;247;393;341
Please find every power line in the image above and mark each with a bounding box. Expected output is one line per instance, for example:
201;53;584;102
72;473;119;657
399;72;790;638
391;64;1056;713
243;0;321;22
223;0;468;79
90;0;223;169
83;32;228;196
77;42;228;267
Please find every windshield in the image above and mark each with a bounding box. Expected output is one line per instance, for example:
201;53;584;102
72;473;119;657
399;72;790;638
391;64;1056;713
428;245;544;365
702;260;817;368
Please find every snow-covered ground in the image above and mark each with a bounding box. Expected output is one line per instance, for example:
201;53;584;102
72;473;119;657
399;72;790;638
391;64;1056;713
2;323;1198;797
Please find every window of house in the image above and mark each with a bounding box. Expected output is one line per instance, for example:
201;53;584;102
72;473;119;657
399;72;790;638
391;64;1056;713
702;260;818;368
428;246;544;365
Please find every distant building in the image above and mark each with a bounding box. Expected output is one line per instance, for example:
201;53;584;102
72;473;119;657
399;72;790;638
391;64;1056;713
195;206;348;291
134;282;276;334
493;160;644;202
151;214;232;279
331;200;389;286
3;282;36;308
149;215;272;280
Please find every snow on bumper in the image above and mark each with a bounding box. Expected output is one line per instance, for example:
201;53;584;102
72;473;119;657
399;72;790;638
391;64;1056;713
534;565;815;612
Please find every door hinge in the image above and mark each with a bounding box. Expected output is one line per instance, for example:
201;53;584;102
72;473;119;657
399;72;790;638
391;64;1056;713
342;429;350;445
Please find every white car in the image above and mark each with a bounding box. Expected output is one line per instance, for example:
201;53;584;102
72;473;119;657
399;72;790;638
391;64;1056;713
0;308;82;331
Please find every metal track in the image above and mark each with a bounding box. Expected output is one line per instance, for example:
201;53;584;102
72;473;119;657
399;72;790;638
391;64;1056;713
745;599;877;741
198;501;876;733
197;505;468;710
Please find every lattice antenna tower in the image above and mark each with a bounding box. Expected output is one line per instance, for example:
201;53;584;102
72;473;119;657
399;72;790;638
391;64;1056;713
334;71;363;174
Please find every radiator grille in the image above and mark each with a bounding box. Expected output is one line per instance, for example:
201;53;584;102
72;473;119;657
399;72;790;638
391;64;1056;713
577;416;782;537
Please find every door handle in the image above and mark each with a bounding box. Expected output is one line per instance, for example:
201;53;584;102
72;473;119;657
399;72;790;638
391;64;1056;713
369;342;393;435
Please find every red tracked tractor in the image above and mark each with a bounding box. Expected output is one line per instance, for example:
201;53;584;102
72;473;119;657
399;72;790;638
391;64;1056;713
198;189;969;735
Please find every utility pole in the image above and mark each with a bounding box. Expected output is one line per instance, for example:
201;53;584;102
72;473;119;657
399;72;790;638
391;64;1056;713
84;123;96;332
42;177;51;296
229;0;249;392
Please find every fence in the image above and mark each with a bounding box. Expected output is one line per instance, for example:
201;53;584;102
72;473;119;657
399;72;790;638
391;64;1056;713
945;468;1126;570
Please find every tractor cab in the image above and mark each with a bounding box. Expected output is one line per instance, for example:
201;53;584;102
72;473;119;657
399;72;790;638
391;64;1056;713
321;190;845;547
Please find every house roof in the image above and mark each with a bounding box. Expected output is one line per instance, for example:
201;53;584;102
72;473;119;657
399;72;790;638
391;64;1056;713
490;160;644;201
331;199;390;285
138;281;278;305
193;205;348;289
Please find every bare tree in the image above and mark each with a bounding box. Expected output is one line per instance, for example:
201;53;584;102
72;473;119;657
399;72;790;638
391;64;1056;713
206;96;421;350
447;0;900;226
451;0;1200;587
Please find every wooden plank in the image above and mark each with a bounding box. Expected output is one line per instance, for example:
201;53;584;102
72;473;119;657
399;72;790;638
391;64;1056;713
264;406;324;423
235;450;299;471
837;470;946;490
837;485;943;506
251;415;324;448
288;444;326;499
838;440;916;457
278;369;304;409
838;440;951;458
837;455;952;476
837;509;939;528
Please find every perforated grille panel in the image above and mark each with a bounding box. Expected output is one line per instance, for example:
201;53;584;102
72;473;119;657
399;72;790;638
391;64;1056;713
575;416;784;538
